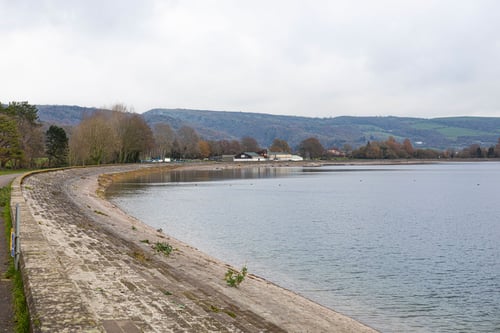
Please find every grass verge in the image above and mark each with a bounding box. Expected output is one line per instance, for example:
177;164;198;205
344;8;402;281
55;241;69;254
0;170;26;177
1;185;30;333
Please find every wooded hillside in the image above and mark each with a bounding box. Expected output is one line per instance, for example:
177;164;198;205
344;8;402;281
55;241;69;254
37;105;500;150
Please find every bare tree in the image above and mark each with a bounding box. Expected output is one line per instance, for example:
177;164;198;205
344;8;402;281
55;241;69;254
298;137;325;159
177;126;200;159
198;140;211;158
403;138;414;157
269;138;291;153
69;111;118;165
213;140;241;155
240;136;260;152
111;111;154;163
153;123;176;159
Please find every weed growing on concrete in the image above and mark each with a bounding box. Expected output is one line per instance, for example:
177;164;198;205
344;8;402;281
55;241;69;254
224;310;237;318
93;210;108;216
152;242;173;256
131;225;137;231
131;250;149;263
224;265;247;287
33;316;41;328
140;239;150;244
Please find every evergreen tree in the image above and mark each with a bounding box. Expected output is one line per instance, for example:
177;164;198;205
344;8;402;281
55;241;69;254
46;125;69;167
0;114;23;168
3;101;43;167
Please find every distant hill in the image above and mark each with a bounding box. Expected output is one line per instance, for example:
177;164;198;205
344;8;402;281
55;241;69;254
142;109;500;150
37;105;500;150
36;105;100;126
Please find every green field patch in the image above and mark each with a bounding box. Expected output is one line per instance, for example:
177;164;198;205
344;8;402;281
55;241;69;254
365;131;404;141
436;127;492;139
358;125;386;132
411;122;442;130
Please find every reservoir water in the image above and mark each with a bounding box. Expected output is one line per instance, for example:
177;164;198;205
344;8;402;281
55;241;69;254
107;162;500;333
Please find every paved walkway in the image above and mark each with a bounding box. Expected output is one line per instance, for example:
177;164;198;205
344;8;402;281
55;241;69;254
17;167;283;332
12;166;377;333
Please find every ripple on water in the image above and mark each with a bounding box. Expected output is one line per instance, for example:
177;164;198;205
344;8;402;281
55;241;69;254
108;163;500;333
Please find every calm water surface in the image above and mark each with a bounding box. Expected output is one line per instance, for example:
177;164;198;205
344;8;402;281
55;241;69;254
107;162;500;333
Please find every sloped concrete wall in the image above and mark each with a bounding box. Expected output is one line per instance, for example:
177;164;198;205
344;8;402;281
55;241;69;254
10;173;102;333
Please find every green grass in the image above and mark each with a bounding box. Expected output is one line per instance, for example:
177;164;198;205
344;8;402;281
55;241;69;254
1;185;30;333
411;122;493;139
0;187;11;207
0;169;27;176
410;121;442;130
435;127;491;139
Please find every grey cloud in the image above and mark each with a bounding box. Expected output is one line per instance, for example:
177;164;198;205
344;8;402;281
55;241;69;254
1;0;500;118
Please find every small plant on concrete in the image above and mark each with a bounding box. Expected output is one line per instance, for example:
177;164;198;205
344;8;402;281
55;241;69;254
224;265;247;287
93;210;108;216
131;250;149;263
152;242;173;256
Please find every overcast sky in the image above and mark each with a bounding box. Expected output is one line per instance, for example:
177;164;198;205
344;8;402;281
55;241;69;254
2;0;500;118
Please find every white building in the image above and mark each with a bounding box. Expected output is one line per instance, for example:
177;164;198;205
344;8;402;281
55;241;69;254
233;152;267;162
268;152;304;161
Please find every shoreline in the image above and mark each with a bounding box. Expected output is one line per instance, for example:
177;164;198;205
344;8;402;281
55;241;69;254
14;159;500;331
95;162;379;331
17;162;379;332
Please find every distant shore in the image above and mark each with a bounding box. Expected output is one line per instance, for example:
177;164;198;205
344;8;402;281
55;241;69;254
100;158;451;184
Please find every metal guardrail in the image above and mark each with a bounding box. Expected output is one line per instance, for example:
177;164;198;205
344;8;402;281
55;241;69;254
10;203;20;270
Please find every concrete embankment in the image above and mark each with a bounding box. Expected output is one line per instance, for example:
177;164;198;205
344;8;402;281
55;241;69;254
11;164;378;333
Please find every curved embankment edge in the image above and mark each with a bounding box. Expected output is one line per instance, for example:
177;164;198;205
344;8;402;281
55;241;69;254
10;168;103;332
11;164;379;332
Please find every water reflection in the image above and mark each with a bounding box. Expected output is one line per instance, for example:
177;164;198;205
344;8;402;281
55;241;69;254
117;167;301;184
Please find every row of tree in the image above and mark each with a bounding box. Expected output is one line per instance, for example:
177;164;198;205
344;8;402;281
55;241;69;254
454;142;500;158
2;101;500;169
69;106;154;165
1;101;322;167
0;101;71;168
69;109;295;162
352;137;420;159
67;104;306;163
351;137;500;159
